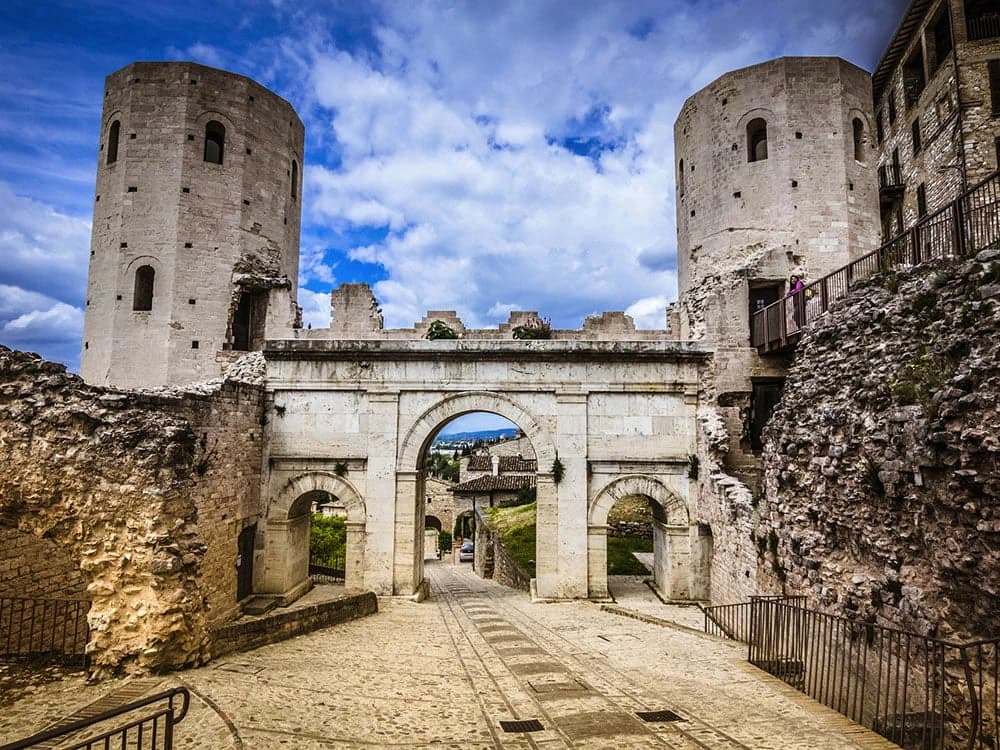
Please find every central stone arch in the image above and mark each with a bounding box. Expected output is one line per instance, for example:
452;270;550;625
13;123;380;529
394;391;559;596
260;471;367;598
397;391;557;471
588;475;694;600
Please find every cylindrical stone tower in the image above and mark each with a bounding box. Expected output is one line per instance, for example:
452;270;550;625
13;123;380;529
673;57;879;341
81;61;304;388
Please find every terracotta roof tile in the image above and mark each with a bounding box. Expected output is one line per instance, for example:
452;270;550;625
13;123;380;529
450;475;535;493
466;455;537;472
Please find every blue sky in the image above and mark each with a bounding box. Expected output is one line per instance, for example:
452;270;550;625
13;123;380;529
0;0;908;371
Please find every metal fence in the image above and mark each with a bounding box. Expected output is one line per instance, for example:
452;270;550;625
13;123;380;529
1;687;190;750
0;596;90;666
703;596;805;641
744;599;999;750
752;171;1000;351
309;550;346;583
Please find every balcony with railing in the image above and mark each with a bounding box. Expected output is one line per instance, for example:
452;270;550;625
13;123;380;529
878;163;904;204
751;170;1000;353
967;11;1000;41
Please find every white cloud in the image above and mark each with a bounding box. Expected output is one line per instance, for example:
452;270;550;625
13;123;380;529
625;296;670;330
297;287;332;329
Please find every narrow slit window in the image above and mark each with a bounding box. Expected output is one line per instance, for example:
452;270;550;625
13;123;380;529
291;159;299;199
747;118;768;162
916;183;928;218
133;266;155;311
107;120;120;165
678;158;684;195
989;60;1000;118
204;121;225;164
912;118;922;156
852;118;865;162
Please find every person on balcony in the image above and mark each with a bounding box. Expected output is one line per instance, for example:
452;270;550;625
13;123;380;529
787;273;806;328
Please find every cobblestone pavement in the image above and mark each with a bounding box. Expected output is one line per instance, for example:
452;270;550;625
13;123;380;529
1;563;898;749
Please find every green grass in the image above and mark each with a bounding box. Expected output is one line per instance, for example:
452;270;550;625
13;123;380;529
607;536;652;575
485;503;536;577
483;502;653;577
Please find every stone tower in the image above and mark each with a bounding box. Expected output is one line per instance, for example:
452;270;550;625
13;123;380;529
671;57;880;488
673;56;879;342
80;61;304;388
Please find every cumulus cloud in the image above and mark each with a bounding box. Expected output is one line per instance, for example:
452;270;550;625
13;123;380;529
297;287;332;329
288;0;905;331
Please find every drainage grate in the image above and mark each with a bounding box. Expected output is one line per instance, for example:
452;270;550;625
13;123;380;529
500;719;545;733
636;710;685;723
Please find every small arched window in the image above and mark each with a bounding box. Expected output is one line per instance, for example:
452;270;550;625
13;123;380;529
678;158;685;196
291;159;298;199
852;117;865;162
107;120;120;165
204;121;225;164
133;265;155;311
747;118;768;162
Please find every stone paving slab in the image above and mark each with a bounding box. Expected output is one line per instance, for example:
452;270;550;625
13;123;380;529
1;562;900;749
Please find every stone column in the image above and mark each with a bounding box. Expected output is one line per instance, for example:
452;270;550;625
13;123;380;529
393;470;421;595
345;521;366;591
587;524;609;598
534;473;559;596
554;392;589;599
365;390;399;595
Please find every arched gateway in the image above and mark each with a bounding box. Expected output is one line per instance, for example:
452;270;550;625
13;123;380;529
258;297;709;601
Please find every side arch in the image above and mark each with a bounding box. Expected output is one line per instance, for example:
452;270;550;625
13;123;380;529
397;391;557;471
587;474;694;601
273;471;366;524
589;474;689;527
261;471;367;598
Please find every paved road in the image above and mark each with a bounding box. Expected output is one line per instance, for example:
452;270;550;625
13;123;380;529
2;562;896;749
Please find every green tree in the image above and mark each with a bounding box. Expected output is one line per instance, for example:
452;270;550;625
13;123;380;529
310;515;346;564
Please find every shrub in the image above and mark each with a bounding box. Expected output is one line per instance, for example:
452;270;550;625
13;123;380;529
310;514;346;565
512;317;552;339
426;320;458;340
438;530;452;552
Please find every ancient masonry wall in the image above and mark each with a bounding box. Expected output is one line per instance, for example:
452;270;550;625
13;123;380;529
0;347;264;674
756;252;1000;640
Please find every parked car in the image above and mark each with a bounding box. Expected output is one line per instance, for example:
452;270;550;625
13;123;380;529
458;541;474;562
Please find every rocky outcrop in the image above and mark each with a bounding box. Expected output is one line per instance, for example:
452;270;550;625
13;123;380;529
759;251;1000;640
0;346;264;675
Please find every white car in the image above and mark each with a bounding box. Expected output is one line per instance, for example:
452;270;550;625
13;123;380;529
458;541;474;562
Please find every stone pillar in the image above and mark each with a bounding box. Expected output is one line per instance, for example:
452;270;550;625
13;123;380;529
365;391;399;595
554;392;589;599
587;524;609;598
534;473;559;596
393;470;421;595
345;521;366;591
260;515;311;601
654;522;692;600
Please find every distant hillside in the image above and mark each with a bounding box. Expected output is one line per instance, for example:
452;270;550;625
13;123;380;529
433;428;519;445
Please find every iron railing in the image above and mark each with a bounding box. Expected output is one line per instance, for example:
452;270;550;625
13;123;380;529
0;686;190;750
703;595;805;641
967;13;1000;41
879;163;904;189
752;171;1000;351
0;596;90;666
746;599;999;750
309;550;346;583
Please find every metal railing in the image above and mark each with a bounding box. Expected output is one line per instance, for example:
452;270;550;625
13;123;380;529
879;163;904;189
0;687;190;750
309;550;346;583
967;13;1000;41
746;599;999;750
752;171;1000;351
703;595;805;641
0;596;90;666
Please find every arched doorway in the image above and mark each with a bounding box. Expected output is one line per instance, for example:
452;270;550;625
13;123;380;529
396;392;557;596
260;472;367;600
588;475;707;601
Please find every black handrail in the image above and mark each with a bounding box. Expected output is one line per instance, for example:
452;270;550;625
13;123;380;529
0;687;190;750
752;170;1000;351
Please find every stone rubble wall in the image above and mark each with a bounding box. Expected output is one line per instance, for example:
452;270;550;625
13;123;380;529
474;511;531;592
758;252;1000;640
0;346;264;674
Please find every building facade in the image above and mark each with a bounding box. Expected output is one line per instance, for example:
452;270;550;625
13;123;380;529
873;0;1000;238
80;62;304;389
